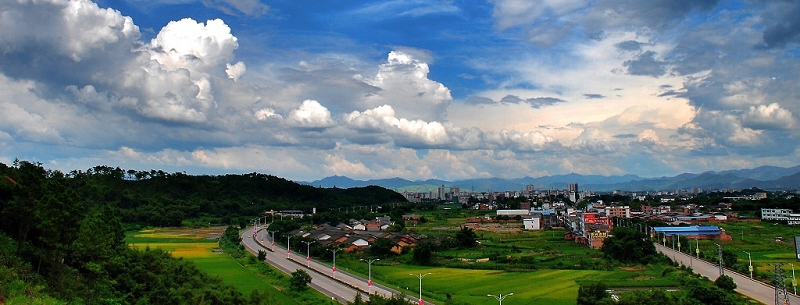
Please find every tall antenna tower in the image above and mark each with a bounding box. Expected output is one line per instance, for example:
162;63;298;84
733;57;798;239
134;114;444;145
775;263;791;305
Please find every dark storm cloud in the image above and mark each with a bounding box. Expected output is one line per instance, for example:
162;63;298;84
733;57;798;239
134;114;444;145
761;1;800;48
591;0;720;30
615;40;643;52
465;95;566;108
623;51;667;77
524;97;567;108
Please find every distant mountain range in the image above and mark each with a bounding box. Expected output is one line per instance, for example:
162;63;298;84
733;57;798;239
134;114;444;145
301;165;800;192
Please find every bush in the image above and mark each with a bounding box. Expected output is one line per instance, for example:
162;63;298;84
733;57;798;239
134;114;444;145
290;269;312;290
714;275;737;291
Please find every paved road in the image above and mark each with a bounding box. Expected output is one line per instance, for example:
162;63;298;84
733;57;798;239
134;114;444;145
656;243;800;304
242;227;433;304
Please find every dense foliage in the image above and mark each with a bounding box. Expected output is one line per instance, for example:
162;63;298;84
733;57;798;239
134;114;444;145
714;275;737;291
600;227;659;264
0;160;406;304
290;269;312;290
579;268;745;305
350;293;413;305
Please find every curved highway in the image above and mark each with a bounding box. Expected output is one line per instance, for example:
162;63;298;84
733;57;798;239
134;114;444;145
656;243;800;304
241;226;432;304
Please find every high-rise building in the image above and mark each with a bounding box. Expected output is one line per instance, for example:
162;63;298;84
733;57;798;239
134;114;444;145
568;183;578;202
568;183;578;193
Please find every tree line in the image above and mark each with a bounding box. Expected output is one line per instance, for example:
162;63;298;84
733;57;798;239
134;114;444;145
0;160;407;304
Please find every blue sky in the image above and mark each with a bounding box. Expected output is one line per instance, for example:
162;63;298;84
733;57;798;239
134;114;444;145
1;0;800;181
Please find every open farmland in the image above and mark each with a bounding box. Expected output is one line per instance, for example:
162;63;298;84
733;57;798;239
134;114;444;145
126;227;298;304
377;266;606;305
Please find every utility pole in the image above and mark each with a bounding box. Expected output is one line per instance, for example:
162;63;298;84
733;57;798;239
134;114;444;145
774;263;791;305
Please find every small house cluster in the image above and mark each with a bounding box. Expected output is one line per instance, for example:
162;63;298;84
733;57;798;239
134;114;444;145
291;217;423;254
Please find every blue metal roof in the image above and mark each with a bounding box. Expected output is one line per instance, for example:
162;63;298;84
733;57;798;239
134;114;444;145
532;209;556;215
652;226;721;236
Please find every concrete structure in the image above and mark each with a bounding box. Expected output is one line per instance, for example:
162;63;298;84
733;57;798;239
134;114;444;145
604;206;630;218
522;216;541;230
496;209;530;216
761;208;793;221
651;226;731;240
788;213;800;225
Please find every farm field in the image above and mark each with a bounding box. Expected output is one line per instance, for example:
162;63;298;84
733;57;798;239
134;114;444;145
384;267;605;305
126;227;299;304
652;221;799;277
332;222;680;305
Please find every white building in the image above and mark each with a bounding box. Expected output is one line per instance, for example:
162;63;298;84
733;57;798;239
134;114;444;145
762;208;793;221
496;209;530;216
523;216;541;230
788;213;800;225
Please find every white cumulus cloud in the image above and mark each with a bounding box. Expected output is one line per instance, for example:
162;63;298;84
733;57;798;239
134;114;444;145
287;100;336;129
742;103;796;130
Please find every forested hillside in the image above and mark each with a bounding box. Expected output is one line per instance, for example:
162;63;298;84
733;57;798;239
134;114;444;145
0;160;407;304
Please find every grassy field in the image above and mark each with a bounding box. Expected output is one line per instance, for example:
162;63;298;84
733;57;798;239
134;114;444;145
695;221;799;282
383;267;606;305
126;227;306;305
328;219;680;305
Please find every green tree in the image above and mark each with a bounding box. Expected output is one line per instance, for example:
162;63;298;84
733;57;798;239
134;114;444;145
714;275;737;292
615;289;678;305
688;283;736;305
721;250;738;268
577;282;612;305
454;226;478;248
600;227;657;264
290;269;312;291
368;238;395;258
412;241;435;265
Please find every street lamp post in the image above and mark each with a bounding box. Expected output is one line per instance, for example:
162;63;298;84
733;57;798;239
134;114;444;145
696;238;700;259
671;234;676;250
410;273;431;305
790;263;797;295
330;248;340;279
488;293;513;305
286;235;291;259
261;217;266;242
303;241;315;267
268;230;275;251
714;243;724;276
361;258;380;294
743;251;753;279
252;218;257;238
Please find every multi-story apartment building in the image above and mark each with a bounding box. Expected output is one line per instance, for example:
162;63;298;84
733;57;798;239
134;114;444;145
787;213;800;225
761;209;792;220
604;206;631;218
761;208;793;221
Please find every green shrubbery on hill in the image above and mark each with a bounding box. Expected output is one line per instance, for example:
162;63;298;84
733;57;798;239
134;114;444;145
0;160;407;304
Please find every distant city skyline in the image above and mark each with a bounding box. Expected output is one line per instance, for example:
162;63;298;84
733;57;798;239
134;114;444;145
2;1;800;181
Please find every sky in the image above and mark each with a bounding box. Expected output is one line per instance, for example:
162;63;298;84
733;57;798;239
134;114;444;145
1;0;800;181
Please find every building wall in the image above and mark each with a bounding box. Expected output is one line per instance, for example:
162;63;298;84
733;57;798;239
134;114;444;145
788;213;800;225
523;217;541;230
761;208;793;221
